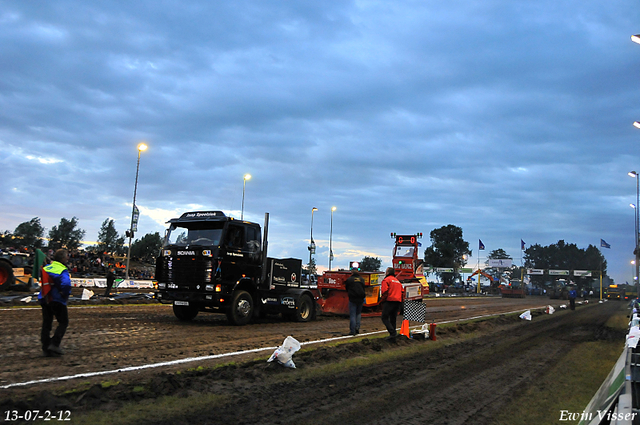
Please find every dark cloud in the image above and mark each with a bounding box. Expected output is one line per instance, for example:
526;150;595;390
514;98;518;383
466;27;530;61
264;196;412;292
1;0;639;282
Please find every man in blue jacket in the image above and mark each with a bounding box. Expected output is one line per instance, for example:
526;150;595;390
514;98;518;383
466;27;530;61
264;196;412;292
568;285;577;311
38;249;72;356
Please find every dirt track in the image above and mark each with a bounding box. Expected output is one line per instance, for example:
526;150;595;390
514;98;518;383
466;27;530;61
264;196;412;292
0;296;621;424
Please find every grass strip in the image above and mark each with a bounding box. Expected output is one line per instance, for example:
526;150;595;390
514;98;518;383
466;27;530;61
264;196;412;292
491;307;627;425
73;393;229;425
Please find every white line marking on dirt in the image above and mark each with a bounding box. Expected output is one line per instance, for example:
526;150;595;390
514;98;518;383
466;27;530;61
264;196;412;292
0;305;552;390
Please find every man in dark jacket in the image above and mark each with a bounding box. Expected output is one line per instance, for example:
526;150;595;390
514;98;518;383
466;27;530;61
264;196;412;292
345;270;366;335
104;268;116;297
38;249;72;356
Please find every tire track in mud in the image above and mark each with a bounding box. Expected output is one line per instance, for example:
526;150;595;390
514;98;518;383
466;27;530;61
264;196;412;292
0;297;556;389
169;301;622;425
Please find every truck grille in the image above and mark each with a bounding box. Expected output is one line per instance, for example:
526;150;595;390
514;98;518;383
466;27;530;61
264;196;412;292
159;256;206;287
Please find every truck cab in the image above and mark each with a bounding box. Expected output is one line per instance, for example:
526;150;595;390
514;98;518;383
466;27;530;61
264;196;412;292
156;211;316;325
391;233;429;296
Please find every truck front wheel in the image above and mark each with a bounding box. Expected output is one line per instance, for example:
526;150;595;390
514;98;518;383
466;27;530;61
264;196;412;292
173;304;199;321
227;290;254;325
295;294;316;322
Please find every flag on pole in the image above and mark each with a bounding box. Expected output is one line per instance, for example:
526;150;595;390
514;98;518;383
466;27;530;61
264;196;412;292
600;239;611;249
479;239;485;250
521;239;526;250
132;205;140;232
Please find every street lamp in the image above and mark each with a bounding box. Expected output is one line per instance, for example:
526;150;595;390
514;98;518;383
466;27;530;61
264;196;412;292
241;174;251;221
308;207;318;271
631;171;640;289
125;142;147;280
632;34;640;45
329;206;336;271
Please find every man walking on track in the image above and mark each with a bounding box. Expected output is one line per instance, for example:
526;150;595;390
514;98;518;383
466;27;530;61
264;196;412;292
38;249;71;357
345;269;366;335
380;267;403;340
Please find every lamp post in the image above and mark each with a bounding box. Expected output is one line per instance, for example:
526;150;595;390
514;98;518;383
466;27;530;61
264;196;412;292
632;34;640;45
631;170;640;291
125;142;147;280
241;174;251;221
308;207;318;271
631;201;637;283
329;206;336;270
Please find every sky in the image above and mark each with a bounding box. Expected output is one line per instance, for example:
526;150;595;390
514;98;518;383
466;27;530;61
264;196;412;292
1;1;640;284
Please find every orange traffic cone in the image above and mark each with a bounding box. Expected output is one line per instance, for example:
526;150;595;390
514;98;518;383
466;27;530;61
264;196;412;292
400;319;410;338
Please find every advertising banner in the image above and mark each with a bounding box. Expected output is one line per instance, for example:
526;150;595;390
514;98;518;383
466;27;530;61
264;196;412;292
71;278;95;288
70;278;155;289
488;259;512;268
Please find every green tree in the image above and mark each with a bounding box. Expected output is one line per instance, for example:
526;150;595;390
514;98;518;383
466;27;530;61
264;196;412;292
484;248;514;289
303;257;317;280
13;217;45;249
97;218;125;255
130;232;163;263
524;240;606;291
48;217;86;251
423;225;471;286
0;230;12;248
487;248;511;261
360;256;382;272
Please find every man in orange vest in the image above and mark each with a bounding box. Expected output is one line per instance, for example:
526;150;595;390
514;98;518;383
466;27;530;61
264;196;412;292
38;249;71;357
380;267;403;340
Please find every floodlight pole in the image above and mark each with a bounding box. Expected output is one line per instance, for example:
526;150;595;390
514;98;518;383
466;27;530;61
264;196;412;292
126;143;147;280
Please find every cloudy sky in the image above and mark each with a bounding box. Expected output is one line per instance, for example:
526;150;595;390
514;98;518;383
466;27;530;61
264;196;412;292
2;1;640;283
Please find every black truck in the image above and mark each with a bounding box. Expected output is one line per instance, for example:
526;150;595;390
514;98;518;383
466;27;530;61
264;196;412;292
155;211;317;325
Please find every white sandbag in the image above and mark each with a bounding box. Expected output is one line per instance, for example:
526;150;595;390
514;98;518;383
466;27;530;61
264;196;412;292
20;296;32;303
627;326;640;348
81;289;94;300
267;336;301;368
410;323;430;339
519;310;532;321
546;305;555;314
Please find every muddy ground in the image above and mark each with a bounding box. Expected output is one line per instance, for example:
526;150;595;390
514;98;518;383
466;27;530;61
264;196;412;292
0;296;620;424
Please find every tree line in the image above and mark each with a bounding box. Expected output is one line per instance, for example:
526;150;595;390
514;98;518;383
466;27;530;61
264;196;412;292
422;224;609;289
304;224;606;292
0;217;162;263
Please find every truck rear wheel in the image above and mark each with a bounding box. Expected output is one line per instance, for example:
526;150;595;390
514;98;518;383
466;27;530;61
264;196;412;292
295;294;315;322
173;304;199;321
227;290;254;326
0;261;14;290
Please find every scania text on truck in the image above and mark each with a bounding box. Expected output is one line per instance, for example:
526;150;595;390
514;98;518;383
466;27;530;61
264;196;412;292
155;211;316;325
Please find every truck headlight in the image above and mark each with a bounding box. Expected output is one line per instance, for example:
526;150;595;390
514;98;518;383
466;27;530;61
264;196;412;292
158;283;166;289
206;284;214;291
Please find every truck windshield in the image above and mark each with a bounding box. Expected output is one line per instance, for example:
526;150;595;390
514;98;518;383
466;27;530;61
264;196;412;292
395;246;414;257
165;226;223;247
